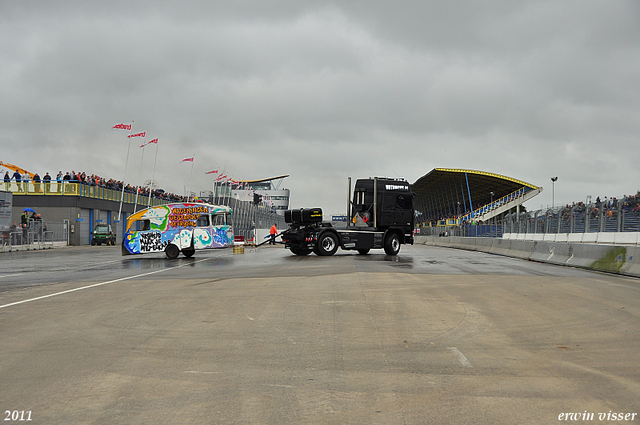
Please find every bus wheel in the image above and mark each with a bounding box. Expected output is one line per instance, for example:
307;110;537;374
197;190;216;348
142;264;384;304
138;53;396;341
165;244;180;259
182;248;195;258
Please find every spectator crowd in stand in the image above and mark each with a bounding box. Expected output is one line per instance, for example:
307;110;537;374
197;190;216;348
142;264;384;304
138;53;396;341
3;169;189;203
557;192;640;221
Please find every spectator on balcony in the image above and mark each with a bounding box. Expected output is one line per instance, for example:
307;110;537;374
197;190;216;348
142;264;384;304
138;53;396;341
33;172;41;193
43;172;51;193
12;170;22;192
56;171;63;193
3;172;9;191
22;171;30;192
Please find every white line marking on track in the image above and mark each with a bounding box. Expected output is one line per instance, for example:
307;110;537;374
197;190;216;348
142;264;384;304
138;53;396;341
0;258;210;310
448;346;472;368
0;273;27;278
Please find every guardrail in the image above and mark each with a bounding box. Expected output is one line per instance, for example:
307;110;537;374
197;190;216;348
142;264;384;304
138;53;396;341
418;197;640;240
503;199;640;235
2;220;69;252
2;181;171;207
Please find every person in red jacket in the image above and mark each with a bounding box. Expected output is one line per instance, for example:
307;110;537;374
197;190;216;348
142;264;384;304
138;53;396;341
269;224;277;245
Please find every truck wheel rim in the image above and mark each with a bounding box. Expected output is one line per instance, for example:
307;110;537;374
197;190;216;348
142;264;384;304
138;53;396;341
392;238;400;251
322;237;335;251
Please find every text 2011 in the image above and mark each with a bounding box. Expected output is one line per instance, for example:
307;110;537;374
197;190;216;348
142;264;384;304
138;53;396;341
4;411;32;421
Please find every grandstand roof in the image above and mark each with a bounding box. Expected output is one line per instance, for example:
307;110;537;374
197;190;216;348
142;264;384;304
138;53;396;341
237;174;289;184
412;168;540;220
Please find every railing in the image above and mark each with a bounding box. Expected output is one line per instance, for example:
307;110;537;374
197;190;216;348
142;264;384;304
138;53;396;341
2;220;69;251
418;196;640;240
418;224;503;238
3;181;171;207
503;199;640;235
460;186;532;222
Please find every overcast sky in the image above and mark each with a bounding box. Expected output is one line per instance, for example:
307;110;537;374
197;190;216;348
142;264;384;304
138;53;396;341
1;1;639;214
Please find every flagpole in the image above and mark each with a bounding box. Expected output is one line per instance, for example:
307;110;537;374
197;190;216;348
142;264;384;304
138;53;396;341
118;120;134;222
187;155;195;202
148;136;160;208
133;134;147;214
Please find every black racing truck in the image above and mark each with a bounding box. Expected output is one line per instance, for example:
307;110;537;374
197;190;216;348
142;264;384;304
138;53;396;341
281;177;415;256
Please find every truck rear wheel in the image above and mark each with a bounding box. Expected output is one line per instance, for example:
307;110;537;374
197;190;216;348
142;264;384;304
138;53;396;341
384;233;401;256
316;232;338;256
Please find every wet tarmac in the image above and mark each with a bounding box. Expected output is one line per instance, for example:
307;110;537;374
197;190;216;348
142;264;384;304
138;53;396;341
1;244;639;424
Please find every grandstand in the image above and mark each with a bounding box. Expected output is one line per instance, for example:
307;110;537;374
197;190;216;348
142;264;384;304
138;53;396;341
412;168;542;226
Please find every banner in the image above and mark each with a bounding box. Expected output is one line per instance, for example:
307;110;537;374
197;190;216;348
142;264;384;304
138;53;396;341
140;138;158;148
128;131;146;138
181;157;194;163
112;123;132;131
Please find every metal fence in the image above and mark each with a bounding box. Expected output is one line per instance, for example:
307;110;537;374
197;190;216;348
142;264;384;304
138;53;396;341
417;195;640;238
2;219;69;250
211;197;287;242
503;199;640;235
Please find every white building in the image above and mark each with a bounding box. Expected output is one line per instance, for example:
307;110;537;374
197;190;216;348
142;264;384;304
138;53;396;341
213;175;290;216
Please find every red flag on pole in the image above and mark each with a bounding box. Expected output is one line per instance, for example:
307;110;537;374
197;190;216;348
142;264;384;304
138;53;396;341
113;123;132;131
140;138;158;148
181;157;194;163
128;131;146;138
205;169;219;175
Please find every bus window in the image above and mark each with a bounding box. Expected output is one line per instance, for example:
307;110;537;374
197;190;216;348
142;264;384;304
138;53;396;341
136;220;150;231
212;213;227;226
196;214;210;227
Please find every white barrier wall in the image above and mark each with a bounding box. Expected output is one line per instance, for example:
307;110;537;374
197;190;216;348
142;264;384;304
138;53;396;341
501;232;640;245
416;235;640;278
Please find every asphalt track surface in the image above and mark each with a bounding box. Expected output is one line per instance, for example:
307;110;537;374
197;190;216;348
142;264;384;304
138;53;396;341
0;244;639;424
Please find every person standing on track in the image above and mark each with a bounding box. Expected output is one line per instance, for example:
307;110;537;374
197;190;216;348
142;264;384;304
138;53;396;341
269;224;277;245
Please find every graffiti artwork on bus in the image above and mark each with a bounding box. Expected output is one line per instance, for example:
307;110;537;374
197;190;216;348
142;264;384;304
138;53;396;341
122;203;233;258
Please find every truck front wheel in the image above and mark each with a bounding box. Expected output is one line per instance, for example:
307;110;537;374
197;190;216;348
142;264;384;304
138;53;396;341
384;233;401;255
316;233;338;256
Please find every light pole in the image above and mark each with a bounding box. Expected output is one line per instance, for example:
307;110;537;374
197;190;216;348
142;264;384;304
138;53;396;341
551;177;558;208
490;192;495;236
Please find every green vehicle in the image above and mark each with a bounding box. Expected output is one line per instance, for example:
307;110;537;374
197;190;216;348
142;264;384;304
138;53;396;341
91;224;116;246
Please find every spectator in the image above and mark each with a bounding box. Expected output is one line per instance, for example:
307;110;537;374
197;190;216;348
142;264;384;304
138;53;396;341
12;170;22;192
22;171;30;193
56;171;63;193
43;172;51;193
21;211;28;242
33;172;41;193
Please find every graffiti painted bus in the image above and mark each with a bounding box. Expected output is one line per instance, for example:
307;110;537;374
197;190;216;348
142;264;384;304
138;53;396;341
122;203;233;259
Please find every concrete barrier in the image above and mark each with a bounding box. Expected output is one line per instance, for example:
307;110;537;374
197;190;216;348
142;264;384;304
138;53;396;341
489;238;510;256
621;246;640;277
414;235;640;278
506;240;533;260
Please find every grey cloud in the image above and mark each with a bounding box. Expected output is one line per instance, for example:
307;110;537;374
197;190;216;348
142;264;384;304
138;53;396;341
1;1;639;213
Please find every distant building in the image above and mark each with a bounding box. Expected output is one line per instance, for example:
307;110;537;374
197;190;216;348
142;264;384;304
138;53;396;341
212;175;290;216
